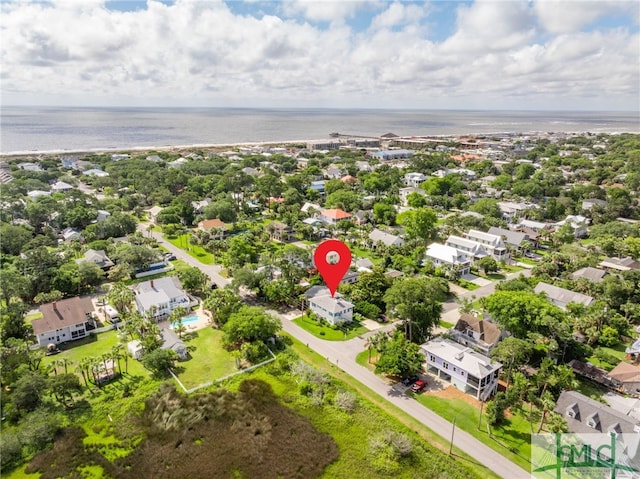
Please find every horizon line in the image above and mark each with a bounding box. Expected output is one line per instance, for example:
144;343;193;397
2;105;640;114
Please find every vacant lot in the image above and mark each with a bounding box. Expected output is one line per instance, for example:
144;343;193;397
173;326;238;389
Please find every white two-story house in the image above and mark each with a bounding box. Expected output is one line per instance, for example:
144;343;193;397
132;277;194;321
421;337;502;401
425;243;471;276
306;287;354;325
32;297;94;347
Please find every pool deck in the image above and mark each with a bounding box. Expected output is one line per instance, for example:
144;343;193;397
166;306;210;331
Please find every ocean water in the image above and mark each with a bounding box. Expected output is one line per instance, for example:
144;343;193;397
1;107;638;154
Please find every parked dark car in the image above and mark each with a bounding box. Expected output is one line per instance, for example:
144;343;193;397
401;375;419;387
164;252;177;261
411;380;427;393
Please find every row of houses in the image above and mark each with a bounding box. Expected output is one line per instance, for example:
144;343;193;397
32;276;196;347
425;229;511;275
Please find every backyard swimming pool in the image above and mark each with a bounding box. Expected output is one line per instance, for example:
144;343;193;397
172;315;199;328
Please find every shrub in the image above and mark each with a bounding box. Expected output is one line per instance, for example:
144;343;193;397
0;429;22;469
486;392;508;426
334;390;357;413
18;409;62;454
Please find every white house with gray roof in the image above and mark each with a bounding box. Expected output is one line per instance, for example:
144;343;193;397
306;288;354;325
421;337;502;401
425;243;471;276
369;229;404;248
131;276;194;321
465;230;509;261
487;227;530;252
534;282;594;310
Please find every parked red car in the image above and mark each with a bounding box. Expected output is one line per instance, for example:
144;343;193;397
411;380;427;393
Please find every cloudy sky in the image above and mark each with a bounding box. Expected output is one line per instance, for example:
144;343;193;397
1;0;639;110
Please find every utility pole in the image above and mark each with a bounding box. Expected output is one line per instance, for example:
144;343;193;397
478;400;484;429
449;417;456;455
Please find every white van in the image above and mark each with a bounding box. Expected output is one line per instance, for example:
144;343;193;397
104;305;120;322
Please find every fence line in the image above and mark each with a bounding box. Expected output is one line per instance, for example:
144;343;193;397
170;348;277;394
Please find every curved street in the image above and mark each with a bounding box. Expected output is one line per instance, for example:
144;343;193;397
143;225;530;479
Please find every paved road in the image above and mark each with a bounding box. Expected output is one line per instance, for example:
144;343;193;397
144;225;529;479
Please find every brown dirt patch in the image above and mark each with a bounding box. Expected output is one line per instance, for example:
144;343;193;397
427;384;482;409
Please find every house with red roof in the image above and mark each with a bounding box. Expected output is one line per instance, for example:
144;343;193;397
319;208;353;225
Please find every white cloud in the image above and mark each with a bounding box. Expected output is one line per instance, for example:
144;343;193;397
0;0;638;109
369;2;430;30
533;0;639;34
281;0;374;24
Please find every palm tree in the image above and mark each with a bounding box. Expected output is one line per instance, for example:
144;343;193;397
77;357;91;388
108;282;135;314
364;336;374;364
61;357;72;375
88;358;100;386
537;391;556;433
111;345;123;376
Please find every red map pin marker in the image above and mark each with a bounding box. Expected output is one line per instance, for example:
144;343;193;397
314;239;352;298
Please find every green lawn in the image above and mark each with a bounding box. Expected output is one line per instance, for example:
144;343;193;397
413;394;532;471
519;258;537;266
500;264;523;273
458;279;480;291
173;327;238;389
349;245;383;265
165;233;215;264
485;273;506;280
42;329;149;379
25;311;44;324
575;379;609;400
439;320;454;329
293;315;368;341
356;348;379;371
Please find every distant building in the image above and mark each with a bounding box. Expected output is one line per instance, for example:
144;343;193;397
267;221;293;242
307;139;342;151
451;313;502;354
399;187;425;206
487;227;530;252
582;198;608;211
77;249;114;270
571;267;607;283
146;206;163;224
556;215;589;238
534;282;595;310
608;362;640;395
83;168;109;177
319;208;352;225
61;227;83;242
368;229;404;248
599;256;640;272
404;172;427;187
371;149;414;161
51;180;74;193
